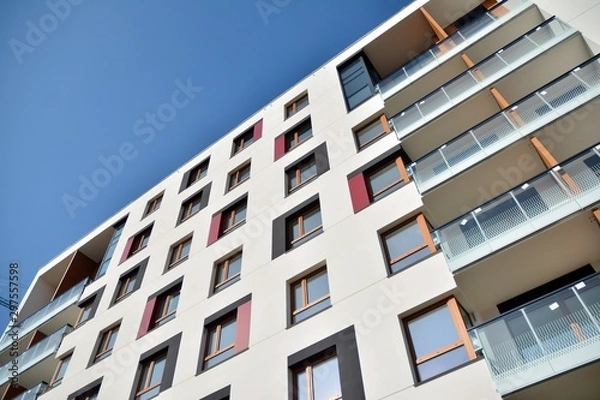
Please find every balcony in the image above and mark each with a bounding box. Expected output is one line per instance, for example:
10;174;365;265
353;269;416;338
0;325;71;388
10;382;47;400
376;0;532;100
433;144;600;272
469;273;600;396
389;18;576;142
0;279;87;353
408;55;600;194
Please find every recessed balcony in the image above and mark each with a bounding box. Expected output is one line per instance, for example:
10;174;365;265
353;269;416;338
0;325;71;389
469;273;600;396
389;18;576;142
0;279;87;356
9;382;48;400
409;55;600;194
376;0;533;100
433;144;600;272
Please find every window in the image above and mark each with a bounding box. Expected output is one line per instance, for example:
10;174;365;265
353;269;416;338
274;118;314;161
286;93;309;119
233;128;254;155
198;295;252;372
347;147;411;213
288;326;365;399
153;285;181;328
287;203;322;250
227;162;251;191
338;54;379;111
167;236;192;270
181;158;209;191
50;353;71;388
293;352;342;400
354;115;391;149
213;251;242;293
287;155;317;192
113;261;146;304
200;386;231;400
207;196;248;245
179;183;211;223
404;298;476;382
77;302;94;327
143;193;163;218
382;215;437;274
96;219;126;279
68;379;102;400
120;224;153;262
131;333;181;400
76;288;103;328
284;143;330;195
290;267;330;324
93;324;120;363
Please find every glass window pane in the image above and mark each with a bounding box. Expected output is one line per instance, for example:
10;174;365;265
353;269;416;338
298;125;312;142
291;220;300;239
369;162;401;195
416;346;469;381
408;305;459;358
295;370;308;400
239;166;250;181
300;162;317;182
293;282;303;309
138;386;161;400
289;173;299;188
303;209;322;233
216;264;227;283
180;241;191;258
357;119;384;146
390;247;430;273
167;293;179;314
306;271;329;303
313;356;342;400
297;96;309;110
234;205;246;224
205;347;235;369
219;319;237;349
107;329;118;348
228;254;242;277
385;222;424;261
149;357;166;386
293;297;331;323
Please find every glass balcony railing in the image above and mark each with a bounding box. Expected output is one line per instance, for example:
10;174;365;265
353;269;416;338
0;325;72;387
390;18;575;141
376;0;531;99
408;55;600;193
10;382;48;400
433;144;600;271
469;274;600;395
0;279;88;352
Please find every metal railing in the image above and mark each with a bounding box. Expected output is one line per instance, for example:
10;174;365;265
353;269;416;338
390;18;575;141
433;144;600;271
469;274;600;395
409;55;600;193
0;325;72;386
10;382;48;400
377;0;531;99
0;279;88;352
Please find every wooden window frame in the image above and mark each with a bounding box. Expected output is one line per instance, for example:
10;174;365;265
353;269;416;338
188;161;209;187
180;194;202;222
94;325;119;363
130;227;152;255
288;205;322;247
291;267;330;320
285;119;312;151
222;201;247;233
404;297;476;382
366;155;410;200
153;287;180;328
143;193;163;218
76;302;93;328
213;252;242;293
227;162;251;191
50;353;72;388
115;270;138;302
135;353;167;400
232;129;254;155
355;115;391;150
292;352;342;400
287;155;317;192
383;214;437;270
204;316;236;365
285;93;309;119
167;236;192;269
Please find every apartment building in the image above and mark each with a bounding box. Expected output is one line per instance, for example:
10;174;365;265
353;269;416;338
2;0;600;399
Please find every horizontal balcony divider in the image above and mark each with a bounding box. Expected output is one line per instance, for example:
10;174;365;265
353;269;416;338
469;273;600;395
0;278;88;352
410;54;600;193
10;382;48;400
433;143;600;271
377;0;532;100
0;325;72;387
390;17;576;141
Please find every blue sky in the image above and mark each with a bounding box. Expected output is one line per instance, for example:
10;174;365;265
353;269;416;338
0;0;407;325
